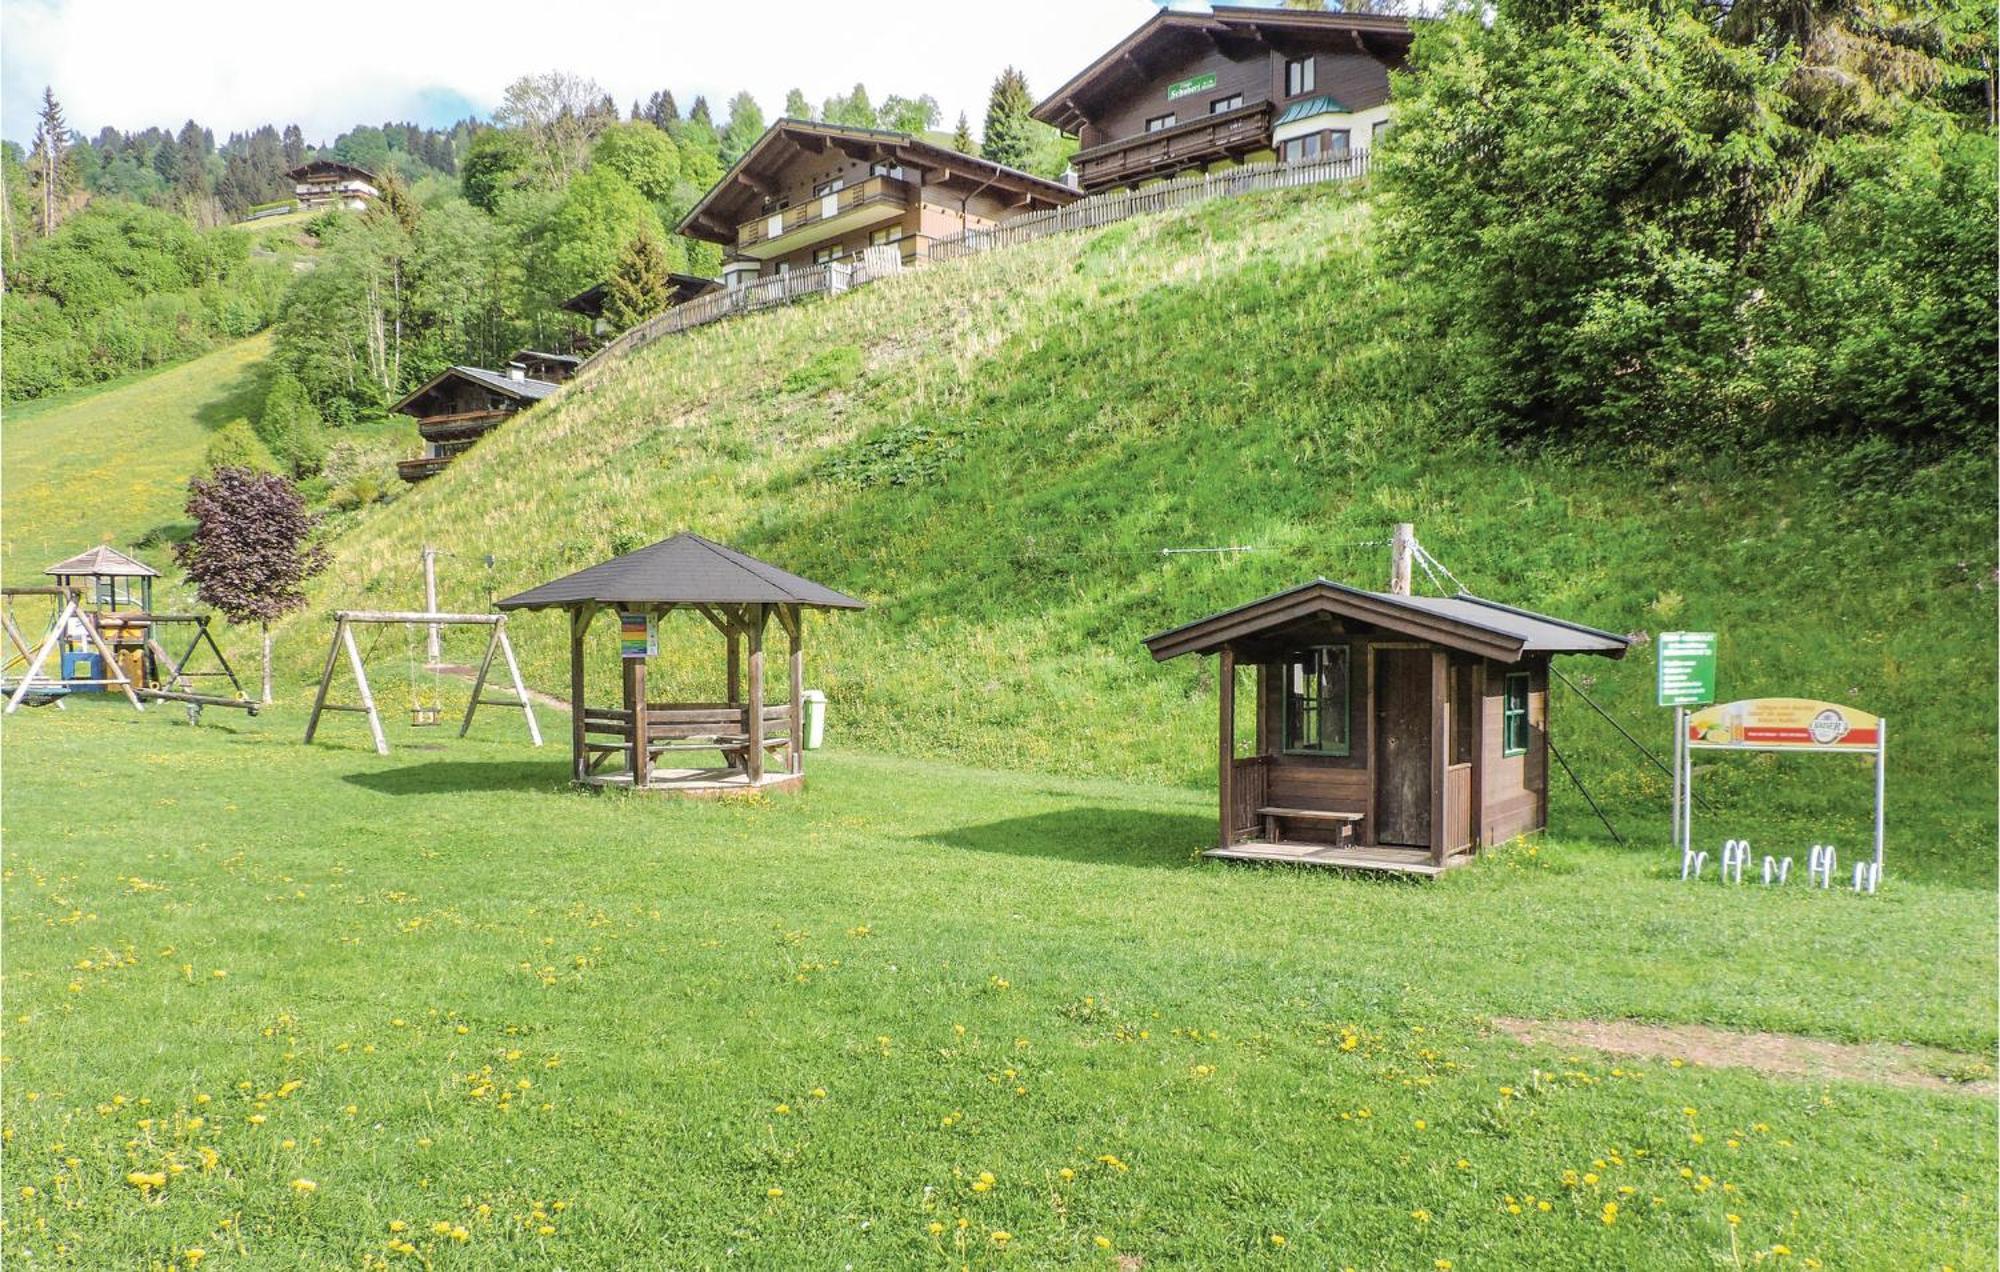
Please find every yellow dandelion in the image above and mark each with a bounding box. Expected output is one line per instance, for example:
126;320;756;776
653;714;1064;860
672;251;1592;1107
991;1231;1011;1245
928;1221;945;1236
1270;1234;1286;1247
291;1178;317;1194
1095;1236;1113;1249
767;1186;784;1199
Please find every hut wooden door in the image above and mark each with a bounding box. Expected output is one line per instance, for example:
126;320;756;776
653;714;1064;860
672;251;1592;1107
1374;649;1432;847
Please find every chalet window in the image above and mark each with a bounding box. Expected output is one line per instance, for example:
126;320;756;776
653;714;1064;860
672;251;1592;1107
1372;118;1392;144
1284;646;1350;756
813;247;838;264
1286;57;1316;96
868;226;903;246
812;178;845;198
1280;134;1320;163
1145;113;1177;132
870;161;905;180
1209;94;1244;114
1502;671;1531;757
1328;130;1351;160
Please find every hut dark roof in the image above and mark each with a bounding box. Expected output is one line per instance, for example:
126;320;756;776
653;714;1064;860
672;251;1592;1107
45;546;159;578
285;158;378;182
1143;579;1627;664
388;365;561;416
496;533;866;612
558;282;608;318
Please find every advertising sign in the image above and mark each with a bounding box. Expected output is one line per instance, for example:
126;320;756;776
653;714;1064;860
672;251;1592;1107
1686;698;1881;751
618;611;656;659
1656;631;1716;707
1166;72;1218;101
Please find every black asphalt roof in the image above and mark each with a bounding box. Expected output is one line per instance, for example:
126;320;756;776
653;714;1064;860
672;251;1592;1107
495;533;866;611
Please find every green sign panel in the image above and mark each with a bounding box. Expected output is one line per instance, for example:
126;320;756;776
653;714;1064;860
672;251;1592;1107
1166;72;1218;102
1657;631;1717;707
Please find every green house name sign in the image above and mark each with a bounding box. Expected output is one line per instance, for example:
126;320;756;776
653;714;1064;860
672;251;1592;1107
1166;72;1218;102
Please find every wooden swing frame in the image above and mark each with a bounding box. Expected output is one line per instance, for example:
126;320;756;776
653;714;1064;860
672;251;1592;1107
303;610;542;756
3;586;145;714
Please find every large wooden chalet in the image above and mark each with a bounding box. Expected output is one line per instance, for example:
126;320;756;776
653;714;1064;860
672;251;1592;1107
286;159;381;211
1145;575;1628;877
392;356;569;483
1033;5;1415;193
677;119;1078;287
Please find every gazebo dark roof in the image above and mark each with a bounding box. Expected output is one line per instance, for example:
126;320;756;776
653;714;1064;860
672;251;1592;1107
1143;579;1627;664
45;546;159;578
496;533;865;612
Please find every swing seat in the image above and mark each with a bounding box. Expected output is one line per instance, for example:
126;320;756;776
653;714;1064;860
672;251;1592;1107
410;704;443;727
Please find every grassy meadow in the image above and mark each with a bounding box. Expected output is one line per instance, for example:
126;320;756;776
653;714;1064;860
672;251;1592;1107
0;698;1993;1269
1;335;274;589
285;185;1997;885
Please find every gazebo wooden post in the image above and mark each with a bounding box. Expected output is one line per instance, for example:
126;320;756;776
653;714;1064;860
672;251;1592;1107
624;618;650;788
569;605;591;782
786;605;804;775
1218;647;1236;849
727;628;741;704
746;604;767;783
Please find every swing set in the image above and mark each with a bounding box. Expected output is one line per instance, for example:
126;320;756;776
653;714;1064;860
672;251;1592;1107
302;610;541;755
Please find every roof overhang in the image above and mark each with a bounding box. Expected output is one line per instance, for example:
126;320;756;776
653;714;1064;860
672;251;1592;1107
1033;5;1417;134
389;366;543;416
1143;580;1628;664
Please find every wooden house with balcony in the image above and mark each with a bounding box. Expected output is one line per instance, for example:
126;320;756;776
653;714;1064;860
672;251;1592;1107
392;363;561;483
286;159;381;211
676;119;1077;286
1143;574;1627;877
1032;5;1416;194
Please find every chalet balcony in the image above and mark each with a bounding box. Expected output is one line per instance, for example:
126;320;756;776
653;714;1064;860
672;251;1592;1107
416;409;512;445
396;455;453;483
735;176;911;260
1072;102;1274;191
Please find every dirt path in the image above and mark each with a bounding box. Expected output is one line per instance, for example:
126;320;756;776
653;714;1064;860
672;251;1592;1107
1493;1017;1995;1097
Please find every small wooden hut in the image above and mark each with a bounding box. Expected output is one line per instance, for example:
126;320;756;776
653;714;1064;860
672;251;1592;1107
496;533;864;795
46;546;160;688
1144;576;1627;876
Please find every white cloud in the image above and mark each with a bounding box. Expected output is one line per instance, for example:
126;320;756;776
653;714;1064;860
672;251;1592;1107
2;0;1156;146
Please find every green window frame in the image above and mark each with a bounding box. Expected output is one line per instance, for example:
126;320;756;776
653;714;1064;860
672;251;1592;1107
1502;671;1531;757
1283;645;1351;756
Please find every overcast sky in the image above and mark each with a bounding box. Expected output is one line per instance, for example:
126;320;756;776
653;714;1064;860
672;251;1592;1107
0;0;1181;147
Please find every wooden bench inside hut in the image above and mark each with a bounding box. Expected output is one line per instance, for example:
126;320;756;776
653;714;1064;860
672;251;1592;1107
1144;566;1627;877
496;533;864;796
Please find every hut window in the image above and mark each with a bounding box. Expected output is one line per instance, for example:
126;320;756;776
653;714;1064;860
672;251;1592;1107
1502;671;1530;756
1283;646;1350;756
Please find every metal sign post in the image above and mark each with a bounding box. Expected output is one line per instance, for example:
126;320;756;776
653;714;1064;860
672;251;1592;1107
1658;632;1716;856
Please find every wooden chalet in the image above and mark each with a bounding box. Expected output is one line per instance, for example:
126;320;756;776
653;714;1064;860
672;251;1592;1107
496;533;865;797
507;349;582;383
286;159;380;210
392;364;562;483
1144;570;1627;877
559;275;722;340
677;119;1078;286
1033;5;1415;193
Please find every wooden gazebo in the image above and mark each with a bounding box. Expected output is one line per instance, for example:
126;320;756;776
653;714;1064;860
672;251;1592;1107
496;533;864;795
1144;577;1628;876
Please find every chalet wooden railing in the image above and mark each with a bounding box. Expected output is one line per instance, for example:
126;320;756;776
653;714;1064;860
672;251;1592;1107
925;154;1369;264
1072;102;1274;189
417;410;511;442
737;176;912;250
395;455;454;483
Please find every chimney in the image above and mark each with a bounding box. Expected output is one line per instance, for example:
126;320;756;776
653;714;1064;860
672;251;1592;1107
1389;523;1414;596
506;363;526;382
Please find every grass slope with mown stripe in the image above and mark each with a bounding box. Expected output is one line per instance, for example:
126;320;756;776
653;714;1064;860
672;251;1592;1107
290;186;1995;884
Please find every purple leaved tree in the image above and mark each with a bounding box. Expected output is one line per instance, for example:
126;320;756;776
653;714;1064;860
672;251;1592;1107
175;467;329;704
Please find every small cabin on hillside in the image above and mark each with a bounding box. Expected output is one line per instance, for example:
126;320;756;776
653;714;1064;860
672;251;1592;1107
392;364;561;483
286;159;380;211
559;275;722;342
1144;575;1627;876
676;119;1078;286
1033;5;1416;193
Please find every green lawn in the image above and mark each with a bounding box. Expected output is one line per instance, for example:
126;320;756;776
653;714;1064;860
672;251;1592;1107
1;335;273;589
3;698;1991;1269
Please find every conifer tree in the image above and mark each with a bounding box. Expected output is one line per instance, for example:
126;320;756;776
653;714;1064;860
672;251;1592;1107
952;111;975;154
603;228;673;330
30;87;70;235
783;88;813;121
980;68;1035;170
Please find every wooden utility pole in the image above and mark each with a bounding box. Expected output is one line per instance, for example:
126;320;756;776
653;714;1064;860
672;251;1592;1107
421;545;441;663
1390;523;1415;596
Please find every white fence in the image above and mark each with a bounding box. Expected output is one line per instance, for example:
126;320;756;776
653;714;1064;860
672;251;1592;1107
922;154;1370;264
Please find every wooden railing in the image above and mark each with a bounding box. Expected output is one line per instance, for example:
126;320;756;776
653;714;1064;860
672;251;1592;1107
1229;755;1270;844
1073;102;1273;189
417;410;511;442
395;455;453;483
925;154;1369;264
584;246;903;367
737;177;912;250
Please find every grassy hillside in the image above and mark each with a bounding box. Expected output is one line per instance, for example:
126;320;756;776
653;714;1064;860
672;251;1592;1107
293;186;1995;883
1;334;273;589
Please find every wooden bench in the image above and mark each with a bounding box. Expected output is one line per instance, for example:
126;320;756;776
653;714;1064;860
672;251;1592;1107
1257;806;1363;848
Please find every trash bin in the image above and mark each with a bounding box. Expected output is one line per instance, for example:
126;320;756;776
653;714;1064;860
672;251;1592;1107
801;690;827;749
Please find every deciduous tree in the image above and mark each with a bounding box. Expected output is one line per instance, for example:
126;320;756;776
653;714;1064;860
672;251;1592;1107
175;467;328;703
